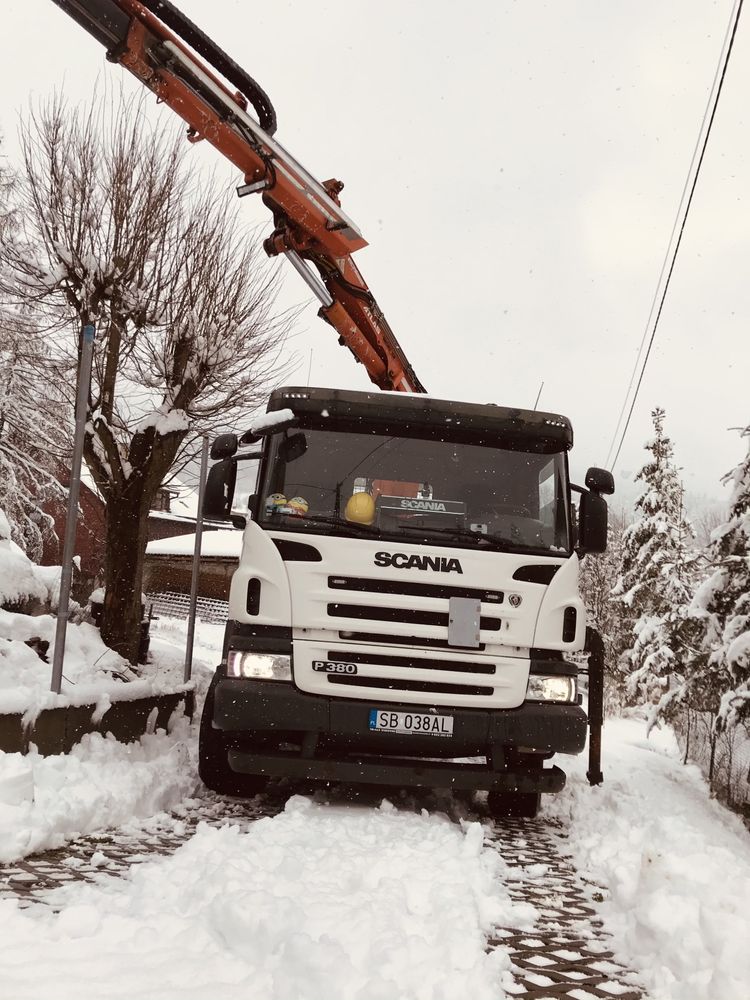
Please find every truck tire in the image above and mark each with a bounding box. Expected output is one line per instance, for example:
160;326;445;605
487;788;540;819
198;674;268;797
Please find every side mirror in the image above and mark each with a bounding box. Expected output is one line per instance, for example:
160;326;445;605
203;458;237;521
578;491;608;554
585;467;615;496
210;433;238;461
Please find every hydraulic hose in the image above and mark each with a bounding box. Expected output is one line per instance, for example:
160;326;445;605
137;0;277;134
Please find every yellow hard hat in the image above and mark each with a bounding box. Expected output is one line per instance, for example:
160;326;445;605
345;492;375;525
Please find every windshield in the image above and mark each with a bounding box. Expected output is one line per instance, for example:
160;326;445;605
258;427;570;555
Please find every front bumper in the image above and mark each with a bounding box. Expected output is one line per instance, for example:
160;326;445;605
213;677;587;792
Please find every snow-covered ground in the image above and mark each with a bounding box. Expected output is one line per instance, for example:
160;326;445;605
0;723;195;864
0;536;196;719
548;718;750;1000
1;616;749;999
0;615;220;861
1;799;529;1000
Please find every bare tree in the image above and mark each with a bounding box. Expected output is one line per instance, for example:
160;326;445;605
2;94;292;661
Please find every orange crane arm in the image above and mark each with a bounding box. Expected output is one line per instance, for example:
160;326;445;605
51;0;425;393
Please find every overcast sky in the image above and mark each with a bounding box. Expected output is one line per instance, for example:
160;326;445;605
2;0;748;506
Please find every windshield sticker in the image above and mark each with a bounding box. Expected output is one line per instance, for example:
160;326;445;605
377;496;467;515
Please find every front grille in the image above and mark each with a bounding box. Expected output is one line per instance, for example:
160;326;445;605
339;631;487;651
328;575;503;604
326;675;493;697
327;650;496;675
327;603;502;631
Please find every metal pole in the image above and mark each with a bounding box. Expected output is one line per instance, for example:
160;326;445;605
533;381;544;410
184;436;209;682
51;323;96;694
284;249;334;307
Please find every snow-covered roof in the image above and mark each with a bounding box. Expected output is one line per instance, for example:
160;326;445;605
146;529;242;558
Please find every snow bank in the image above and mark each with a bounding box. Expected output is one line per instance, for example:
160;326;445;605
0;544;50;607
545;717;750;1000
0;616;218;865
0;507;67;609
0;608;191;719
0;724;195;863
0;797;527;1000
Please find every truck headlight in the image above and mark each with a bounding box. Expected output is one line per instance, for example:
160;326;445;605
226;651;292;681
526;674;576;703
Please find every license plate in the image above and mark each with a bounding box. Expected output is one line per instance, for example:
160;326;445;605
368;709;454;738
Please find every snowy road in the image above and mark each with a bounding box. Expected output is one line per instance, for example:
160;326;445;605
1;784;644;1000
1;627;749;999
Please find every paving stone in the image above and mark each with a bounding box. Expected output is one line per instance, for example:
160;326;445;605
485;817;645;999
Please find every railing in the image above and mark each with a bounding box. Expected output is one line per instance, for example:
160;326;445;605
146;591;229;626
671;707;750;818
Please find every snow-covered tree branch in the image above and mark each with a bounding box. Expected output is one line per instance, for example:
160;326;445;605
1;94;294;661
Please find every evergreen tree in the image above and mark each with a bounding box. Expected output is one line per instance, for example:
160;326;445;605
611;407;695;706
686;426;750;732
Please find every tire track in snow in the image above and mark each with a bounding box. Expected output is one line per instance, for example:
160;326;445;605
0;792;646;998
0;792;284;909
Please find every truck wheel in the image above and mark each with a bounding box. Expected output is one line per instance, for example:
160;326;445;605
198;674;268;797
487;788;540;819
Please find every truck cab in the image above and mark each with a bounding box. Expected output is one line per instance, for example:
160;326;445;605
200;386;613;816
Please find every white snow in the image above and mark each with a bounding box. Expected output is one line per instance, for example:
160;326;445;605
545;715;750;1000
0;614;220;863
136;405;190;437
250;407;296;434
1;614;749;999
0;607;191;719
0;726;194;863
0;796;527;1000
0;546;49;607
146;528;242;557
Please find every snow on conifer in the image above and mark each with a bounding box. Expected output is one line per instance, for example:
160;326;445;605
612;408;695;707
687;425;750;732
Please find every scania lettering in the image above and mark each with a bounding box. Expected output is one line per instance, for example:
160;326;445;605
374;552;464;574
199;387;614;818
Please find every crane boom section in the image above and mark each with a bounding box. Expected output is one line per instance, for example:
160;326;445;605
50;0;425;393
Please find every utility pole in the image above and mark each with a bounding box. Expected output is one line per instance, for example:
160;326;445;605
51;323;96;694
184;436;209;682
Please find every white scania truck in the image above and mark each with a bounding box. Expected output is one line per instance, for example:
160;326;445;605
200;386;613;817
47;1;613;817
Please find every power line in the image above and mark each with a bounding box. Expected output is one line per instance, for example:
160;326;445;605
603;30;725;468
606;0;744;472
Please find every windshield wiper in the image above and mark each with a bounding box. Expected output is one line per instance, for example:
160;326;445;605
268;513;378;535
393;523;551;554
392;523;500;547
